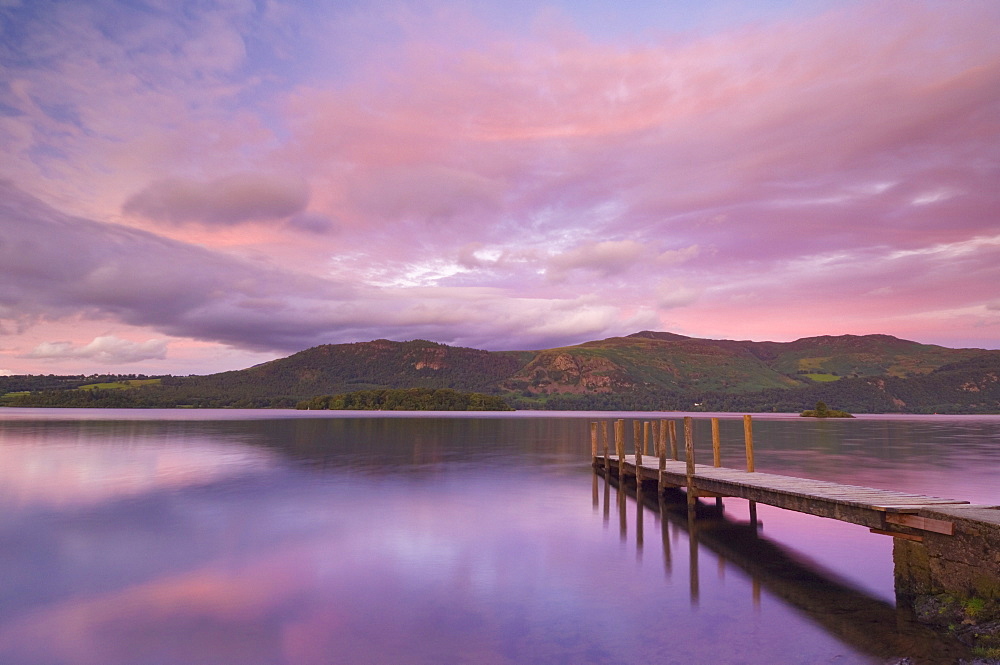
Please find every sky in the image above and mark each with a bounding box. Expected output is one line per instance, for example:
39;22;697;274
1;0;999;376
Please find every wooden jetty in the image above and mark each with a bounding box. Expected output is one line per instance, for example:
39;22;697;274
589;416;1000;619
597;474;976;662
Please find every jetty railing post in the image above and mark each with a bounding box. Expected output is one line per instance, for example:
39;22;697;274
644;420;652;457
615;419;625;477
602;421;610;472
711;417;721;467
668;420;678;460
658;419;666;493
652;420;661;458
743;414;758;527
590;421;598;464
743;414;755;472
711;417;722;509
633;420;642;461
658;419;668;460
684;416;695;503
635;420;643;469
685;417;699;605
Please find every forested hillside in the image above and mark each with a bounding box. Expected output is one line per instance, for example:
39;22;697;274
4;333;999;412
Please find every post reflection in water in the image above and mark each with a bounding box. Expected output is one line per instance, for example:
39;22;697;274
659;496;672;577
602;472;610;526
596;469;976;664
635;482;644;561
617;480;627;542
687;503;699;607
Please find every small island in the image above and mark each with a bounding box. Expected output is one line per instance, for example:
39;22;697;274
800;401;854;418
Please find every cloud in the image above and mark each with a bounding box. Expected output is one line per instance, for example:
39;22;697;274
341;165;504;226
3;0;1000;368
25;336;167;364
546;240;698;282
655;280;700;310
548;240;645;279
283;0;1000;260
286;211;337;235
0;182;652;353
122;173;309;226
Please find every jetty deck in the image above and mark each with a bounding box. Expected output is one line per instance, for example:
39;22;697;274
601;454;968;536
587;415;995;540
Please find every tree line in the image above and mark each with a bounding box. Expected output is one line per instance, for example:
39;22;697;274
296;388;512;411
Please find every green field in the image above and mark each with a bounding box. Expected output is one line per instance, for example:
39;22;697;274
78;379;162;390
804;373;841;382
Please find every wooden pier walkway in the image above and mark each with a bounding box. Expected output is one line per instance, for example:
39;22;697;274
587;415;986;541
588;415;1000;625
603;454;966;537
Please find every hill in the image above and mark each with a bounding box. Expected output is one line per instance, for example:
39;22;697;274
4;332;999;412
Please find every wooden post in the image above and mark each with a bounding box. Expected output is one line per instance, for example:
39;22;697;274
684;416;698;511
602;421;610;472
615;419;625;474
711;417;723;509
711;417;721;467
633;420;642;458
590;421;598;462
635;420;643;469
644;421;652;457
668;420;678;460
684;416;694;480
743;414;755;472
659;419;668;461
658;419;667;493
652;420;661;458
743;414;756;521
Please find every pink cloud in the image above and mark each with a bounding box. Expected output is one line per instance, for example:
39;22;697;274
25;335;167;364
123;173;309;226
2;0;999;373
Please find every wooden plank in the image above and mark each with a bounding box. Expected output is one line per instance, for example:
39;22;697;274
689;490;730;498
874;502;970;511
886;513;954;536
870;528;924;542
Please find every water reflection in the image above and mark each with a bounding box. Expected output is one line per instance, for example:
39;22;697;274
0;420;275;507
0;411;997;664
598;471;974;663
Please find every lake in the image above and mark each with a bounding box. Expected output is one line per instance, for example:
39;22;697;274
1;409;998;664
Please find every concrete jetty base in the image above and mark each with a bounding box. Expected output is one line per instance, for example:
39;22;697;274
893;505;1000;655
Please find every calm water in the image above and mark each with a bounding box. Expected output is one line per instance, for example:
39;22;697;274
1;409;999;665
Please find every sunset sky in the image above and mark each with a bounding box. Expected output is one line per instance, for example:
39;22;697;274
1;0;998;376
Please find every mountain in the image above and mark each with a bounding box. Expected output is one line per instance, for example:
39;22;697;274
5;332;1000;412
162;339;533;404
499;331;991;393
